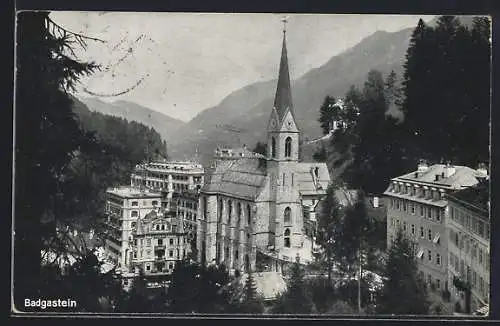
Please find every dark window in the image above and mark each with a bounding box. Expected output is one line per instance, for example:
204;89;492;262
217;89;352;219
158;238;163;245
284;207;291;224
284;228;291;248
285;137;292;158
228;200;232;225
237;203;242;225
247;204;251;225
169;238;174;245
271;137;276;158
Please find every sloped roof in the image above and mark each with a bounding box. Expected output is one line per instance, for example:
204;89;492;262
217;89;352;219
202;158;267;200
273;32;294;123
396;164;484;189
447;180;489;215
294;162;331;195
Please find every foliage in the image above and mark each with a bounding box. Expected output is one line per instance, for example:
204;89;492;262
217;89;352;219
271;260;315;314
14;11;100;307
166;260;233;313
376;229;430;315
318;96;338;135
38;252;126;312
316;184;343;282
401;16;490;166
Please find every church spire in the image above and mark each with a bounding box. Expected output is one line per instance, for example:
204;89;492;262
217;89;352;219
273;17;293;122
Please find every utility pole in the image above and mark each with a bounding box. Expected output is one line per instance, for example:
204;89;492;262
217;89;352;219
358;249;362;313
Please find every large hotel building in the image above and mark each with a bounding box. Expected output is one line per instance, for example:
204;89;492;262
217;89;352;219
384;161;487;295
130;160;204;212
446;180;490;313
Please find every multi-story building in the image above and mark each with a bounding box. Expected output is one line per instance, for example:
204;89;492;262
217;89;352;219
446;179;490;313
384;161;486;295
197;28;331;275
125;210;190;285
174;189;200;242
103;186;162;271
130;160;204;212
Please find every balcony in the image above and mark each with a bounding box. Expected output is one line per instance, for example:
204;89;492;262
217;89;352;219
155;256;165;261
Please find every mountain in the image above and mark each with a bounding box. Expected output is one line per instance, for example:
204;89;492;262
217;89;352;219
168;26;415;166
78;97;185;144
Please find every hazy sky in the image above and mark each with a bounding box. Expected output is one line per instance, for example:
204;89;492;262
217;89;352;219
50;12;435;122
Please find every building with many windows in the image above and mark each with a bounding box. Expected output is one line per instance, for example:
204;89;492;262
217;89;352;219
174;189;200;242
446;179;490;313
124;210;190;285
103;186;162;271
197;28;331;275
130;160;204;212
384;161;486;295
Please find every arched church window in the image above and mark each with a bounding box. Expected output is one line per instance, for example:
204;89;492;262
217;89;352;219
284;207;291;224
247;204;251;226
228;200;233;225
237;203;242;226
285;137;292;158
218;198;223;223
271;137;276;158
284;228;291;248
203;196;208;220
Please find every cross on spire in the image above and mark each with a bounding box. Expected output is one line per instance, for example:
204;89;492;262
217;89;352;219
281;16;288;34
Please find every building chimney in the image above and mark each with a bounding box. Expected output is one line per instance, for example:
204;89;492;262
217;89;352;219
417;159;428;172
443;162;456;178
477;163;488;177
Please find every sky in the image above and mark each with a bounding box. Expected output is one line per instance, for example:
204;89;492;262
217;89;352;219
50;12;435;122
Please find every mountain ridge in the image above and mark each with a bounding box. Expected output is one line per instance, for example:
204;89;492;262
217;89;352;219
167;26;415;166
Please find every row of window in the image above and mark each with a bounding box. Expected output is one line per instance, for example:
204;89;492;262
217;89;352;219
142;261;175;272
180;210;197;221
449;251;489;299
418;271;443;290
213;198;253;226
390;217;441;245
179;200;198;210
449;229;489;268
416;248;441;265
389;182;445;201
133;248;183;259
130;200;159;207
134;237;186;247
389;198;443;222
450;206;490;241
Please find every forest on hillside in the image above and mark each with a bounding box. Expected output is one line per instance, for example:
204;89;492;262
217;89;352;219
316;16;490;195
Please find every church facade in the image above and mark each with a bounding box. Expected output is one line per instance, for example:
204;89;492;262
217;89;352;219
196;29;331;274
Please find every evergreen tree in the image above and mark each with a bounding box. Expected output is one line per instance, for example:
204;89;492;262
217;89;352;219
14;11;100;307
316;184;343;283
318;96;338;135
401;16;490;166
271;259;315;314
377;229;430;315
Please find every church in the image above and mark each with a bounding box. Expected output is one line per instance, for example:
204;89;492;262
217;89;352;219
196;25;331;275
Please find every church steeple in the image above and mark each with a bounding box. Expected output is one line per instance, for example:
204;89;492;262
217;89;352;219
273;18;293;122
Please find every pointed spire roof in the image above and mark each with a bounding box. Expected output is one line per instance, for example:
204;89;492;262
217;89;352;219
273;29;293;122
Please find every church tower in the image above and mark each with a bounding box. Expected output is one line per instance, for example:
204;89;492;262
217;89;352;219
266;19;303;253
267;21;300;161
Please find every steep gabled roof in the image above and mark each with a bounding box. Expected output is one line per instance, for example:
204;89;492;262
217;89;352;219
273;32;294;123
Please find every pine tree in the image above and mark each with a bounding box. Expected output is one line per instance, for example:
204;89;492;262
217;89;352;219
316;184;343;283
377;229;430;315
318;96;337;135
271;259;315;314
15;11;99;308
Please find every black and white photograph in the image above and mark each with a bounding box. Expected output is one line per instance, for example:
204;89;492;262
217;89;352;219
12;11;492;317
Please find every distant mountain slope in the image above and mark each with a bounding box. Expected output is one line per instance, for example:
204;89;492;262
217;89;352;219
168;27;414;166
78;97;185;144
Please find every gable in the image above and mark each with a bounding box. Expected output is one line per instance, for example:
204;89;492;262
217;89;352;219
267;107;280;132
278;108;298;132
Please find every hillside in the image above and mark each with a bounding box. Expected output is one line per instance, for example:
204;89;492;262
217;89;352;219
168;27;414;166
78;97;185;145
